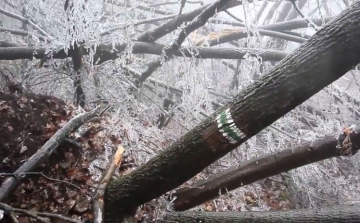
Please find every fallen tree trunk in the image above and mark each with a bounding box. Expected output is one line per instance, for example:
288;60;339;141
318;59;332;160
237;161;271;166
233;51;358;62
0;105;100;201
173;127;360;211
0;42;287;62
103;2;360;222
161;204;360;223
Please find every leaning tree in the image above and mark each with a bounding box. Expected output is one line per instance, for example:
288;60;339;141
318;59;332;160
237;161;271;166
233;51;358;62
1;0;360;223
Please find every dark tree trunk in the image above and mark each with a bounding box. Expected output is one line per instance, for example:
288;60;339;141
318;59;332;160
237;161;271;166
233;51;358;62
161;204;360;223
172;128;360;211
104;2;360;222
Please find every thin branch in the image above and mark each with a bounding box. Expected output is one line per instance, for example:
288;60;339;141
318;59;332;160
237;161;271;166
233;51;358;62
0;27;47;43
138;0;232;82
0;172;81;190
119;67;190;131
108;1;173;16
150;1;203;7
225;9;244;23
0;202;48;223
0;8;53;40
34;212;80;223
289;0;319;31
0;202;80;223
0;106;101;201
100;14;177;36
179;0;187;15
8;211;19;223
93;146;124;223
3;0;16;8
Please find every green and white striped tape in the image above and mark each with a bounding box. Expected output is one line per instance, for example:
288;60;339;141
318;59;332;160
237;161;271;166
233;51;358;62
216;108;246;144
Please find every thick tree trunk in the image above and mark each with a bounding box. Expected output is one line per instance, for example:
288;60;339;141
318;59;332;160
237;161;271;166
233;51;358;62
161;204;360;223
172;128;360;211
104;2;360;222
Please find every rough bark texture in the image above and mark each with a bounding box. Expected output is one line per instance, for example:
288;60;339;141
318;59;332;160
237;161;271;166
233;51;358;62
173;128;360;211
162;204;360;223
103;2;360;222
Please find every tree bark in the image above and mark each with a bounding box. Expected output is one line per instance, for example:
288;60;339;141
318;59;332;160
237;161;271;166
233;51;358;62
172;128;360;211
161;204;360;223
103;2;360;222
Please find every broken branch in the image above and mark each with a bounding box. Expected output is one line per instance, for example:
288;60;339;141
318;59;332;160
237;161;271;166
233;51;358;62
93;146;124;223
0;106;101;201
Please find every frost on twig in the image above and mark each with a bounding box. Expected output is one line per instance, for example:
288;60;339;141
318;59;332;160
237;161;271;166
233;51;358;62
0;7;53;40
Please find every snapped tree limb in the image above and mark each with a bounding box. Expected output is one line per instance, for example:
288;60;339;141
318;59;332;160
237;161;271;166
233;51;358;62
93;146;124;223
0;106;101;201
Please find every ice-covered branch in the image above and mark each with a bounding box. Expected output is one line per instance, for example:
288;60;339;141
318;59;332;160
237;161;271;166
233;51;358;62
0;43;287;62
173;127;360;210
0;8;53;40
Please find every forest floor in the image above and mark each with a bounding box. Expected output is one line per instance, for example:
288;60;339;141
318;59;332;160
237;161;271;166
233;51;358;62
0;88;292;222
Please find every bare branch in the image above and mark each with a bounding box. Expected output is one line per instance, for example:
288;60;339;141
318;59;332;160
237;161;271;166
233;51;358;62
150;0;203;8
0;8;53;40
0;172;81;190
99;14;177;36
0;202;80;223
179;0;187;15
0;202;49;223
224;9;244;23
289;0;319;31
